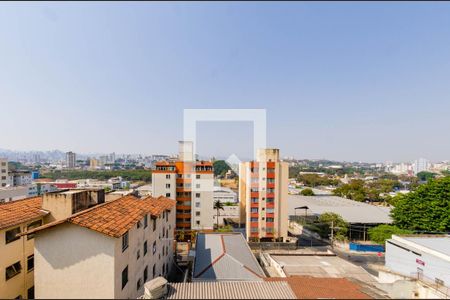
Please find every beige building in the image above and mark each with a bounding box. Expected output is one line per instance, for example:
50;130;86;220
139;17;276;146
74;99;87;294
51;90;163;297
0;189;105;299
239;149;289;242
26;195;176;299
152;141;214;232
0;158;9;188
0;197;47;299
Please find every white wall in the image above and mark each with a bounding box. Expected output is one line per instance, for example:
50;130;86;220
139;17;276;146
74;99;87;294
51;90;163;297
34;223;116;299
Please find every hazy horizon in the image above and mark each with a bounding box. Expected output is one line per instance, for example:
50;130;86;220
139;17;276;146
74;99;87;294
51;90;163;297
1;2;450;162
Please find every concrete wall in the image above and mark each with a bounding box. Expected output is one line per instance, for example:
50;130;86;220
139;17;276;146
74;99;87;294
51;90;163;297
191;173;214;230
114;208;175;299
152;173;176;200
0;217;43;299
386;239;450;288
34;223;116;299
212;205;240;226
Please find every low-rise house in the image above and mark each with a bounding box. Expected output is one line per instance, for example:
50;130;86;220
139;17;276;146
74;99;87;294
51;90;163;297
0;189;105;298
192;233;265;281
0;197;48;299
25;195;176;299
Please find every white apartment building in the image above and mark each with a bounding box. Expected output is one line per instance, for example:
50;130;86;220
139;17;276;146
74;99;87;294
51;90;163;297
213;186;238;203
8;171;32;187
28;195;176;299
413;158;430;175
0;159;9;187
152;141;214;232
0;184;57;203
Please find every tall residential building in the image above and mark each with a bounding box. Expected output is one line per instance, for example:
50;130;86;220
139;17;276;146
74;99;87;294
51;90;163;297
0;189;105;299
413;158;430;175
239;149;289;242
65;151;76;169
0;158;9;187
152;141;214;232
28;195;176;299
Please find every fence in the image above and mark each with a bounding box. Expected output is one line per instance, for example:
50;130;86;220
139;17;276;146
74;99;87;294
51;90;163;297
412;271;450;298
248;241;298;251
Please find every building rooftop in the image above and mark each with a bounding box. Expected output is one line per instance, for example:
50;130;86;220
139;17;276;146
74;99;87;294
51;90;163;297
25;195;176;238
288;194;392;224
193;232;265;281
391;234;450;258
166;281;296;299
266;276;373;299
0;196;49;230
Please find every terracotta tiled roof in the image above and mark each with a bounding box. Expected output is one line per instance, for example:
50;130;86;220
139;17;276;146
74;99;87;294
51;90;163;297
0;197;49;230
265;276;371;299
25;195;176;238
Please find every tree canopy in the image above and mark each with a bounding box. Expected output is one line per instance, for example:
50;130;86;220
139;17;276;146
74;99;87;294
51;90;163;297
391;176;450;232
300;188;315;196
213;160;232;177
317;212;348;241
368;224;413;244
416;171;437;182
41;169;153;182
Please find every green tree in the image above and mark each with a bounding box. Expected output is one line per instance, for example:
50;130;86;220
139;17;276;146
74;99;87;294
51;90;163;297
368;225;413;244
333;179;366;201
213;160;232;177
300;188;315;196
391;177;450;232
416;171;437;182
213;200;224;229
317;212;348;241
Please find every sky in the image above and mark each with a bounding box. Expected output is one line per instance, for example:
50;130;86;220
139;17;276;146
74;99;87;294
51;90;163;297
1;2;450;163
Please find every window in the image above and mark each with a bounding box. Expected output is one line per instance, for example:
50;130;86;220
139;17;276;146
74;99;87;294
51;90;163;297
27;255;34;272
162;264;165;275
165;174;170;179
14;296;22;300
266;218;274;222
162;227;166;238
6;261;22;280
153;218;157;231
136;278;142;291
121;266;128;289
166;229;168;238
195;211;200;216
250;217;258;222
251;208;258;213
6;227;21;244
122;231;129;252
165;183;170;188
144;266;148;282
166;210;169;222
144;215;148;228
137;220;142;228
144;241;148;255
195;202;200;208
266;227;274;233
152;264;156;277
196;174;201;179
196;220;200;225
27;220;42;240
137;250;141;260
152;241;157;254
195;193;200;198
165;193;171;197
27;286;34;299
250;227;258;233
196;184;200;189
266;208;274;213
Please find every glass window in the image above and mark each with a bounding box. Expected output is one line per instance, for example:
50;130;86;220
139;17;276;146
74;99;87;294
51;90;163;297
6;227;21;244
152;264;156;277
153;218;157;231
144;215;148;228
144;266;148;282
196;174;201;179
6;261;22;280
165;174;170;179
137;250;140;260
122;266;128;289
122;231;129;252
27;220;42;240
144;241;148;255
165;193;171;197
27;287;34;299
27;255;34;272
136;278;142;291
152;241;157;254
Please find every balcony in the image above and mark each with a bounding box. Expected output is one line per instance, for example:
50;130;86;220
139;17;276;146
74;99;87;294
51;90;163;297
250;192;259;198
267;172;275;179
250;221;259;227
177;213;191;219
250;202;259;208
176;223;191;229
266;182;275;189
266;192;275;198
176;205;191;210
267;162;275;168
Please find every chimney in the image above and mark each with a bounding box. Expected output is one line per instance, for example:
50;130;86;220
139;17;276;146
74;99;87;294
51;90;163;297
143;277;168;299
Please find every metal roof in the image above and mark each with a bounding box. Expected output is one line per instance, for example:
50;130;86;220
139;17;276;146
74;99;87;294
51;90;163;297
392;235;450;259
166;281;296;299
288;194;392;224
193;233;265;281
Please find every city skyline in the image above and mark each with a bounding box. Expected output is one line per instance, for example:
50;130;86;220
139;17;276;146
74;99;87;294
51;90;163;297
1;2;450;162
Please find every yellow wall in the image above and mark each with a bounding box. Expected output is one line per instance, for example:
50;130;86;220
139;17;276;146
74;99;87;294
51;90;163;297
0;217;44;299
